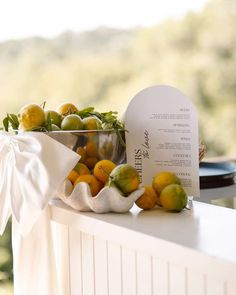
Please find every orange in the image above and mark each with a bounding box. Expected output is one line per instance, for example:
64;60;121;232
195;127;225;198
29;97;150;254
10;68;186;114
160;184;187;212
85;141;98;157
73;162;90;175
135;185;157;210
56;102;78;116
93;159;116;183
74;174;103;196
104;141;113;157
67;170;79;184
152;171;181;195
84;157;98;169
76;147;87;163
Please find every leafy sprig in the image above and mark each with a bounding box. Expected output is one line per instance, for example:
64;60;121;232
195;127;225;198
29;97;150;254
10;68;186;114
1;105;126;147
77;107;126;146
2;114;19;131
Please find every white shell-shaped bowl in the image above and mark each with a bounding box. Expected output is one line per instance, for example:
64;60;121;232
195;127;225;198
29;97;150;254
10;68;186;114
57;179;144;213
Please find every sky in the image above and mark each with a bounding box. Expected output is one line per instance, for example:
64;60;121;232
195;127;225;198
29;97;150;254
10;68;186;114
0;0;209;42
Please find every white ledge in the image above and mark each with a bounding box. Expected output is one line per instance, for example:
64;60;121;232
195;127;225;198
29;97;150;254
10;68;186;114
49;199;236;281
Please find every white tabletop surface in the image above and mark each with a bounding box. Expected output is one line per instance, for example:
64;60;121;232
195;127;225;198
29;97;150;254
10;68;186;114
199;183;236;202
50;198;236;264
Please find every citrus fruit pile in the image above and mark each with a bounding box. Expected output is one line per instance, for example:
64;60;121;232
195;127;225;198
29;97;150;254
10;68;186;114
67;161;140;197
135;171;188;212
67;157;188;213
3;101;125;170
3;101;124;133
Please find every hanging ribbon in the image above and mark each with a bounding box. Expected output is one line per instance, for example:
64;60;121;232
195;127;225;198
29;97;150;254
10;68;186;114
0;131;79;236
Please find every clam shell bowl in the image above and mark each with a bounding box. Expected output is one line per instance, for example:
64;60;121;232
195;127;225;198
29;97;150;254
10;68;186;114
57;179;145;213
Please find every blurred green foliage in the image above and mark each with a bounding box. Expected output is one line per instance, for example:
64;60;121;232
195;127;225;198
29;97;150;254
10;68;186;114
0;221;13;287
0;0;236;287
0;0;235;157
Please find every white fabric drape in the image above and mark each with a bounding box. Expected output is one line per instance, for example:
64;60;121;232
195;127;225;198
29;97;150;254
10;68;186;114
12;207;58;295
0;131;79;294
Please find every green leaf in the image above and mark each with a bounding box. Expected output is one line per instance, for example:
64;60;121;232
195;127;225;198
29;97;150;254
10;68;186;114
8;114;19;129
45;112;52;131
2;116;9;131
77;107;95;118
7;114;19;130
41;101;46;109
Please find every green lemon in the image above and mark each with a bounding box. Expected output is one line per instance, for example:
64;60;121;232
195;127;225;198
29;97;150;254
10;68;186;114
61;114;84;130
108;164;140;196
45;110;62;127
51;124;61;131
160;184;187;212
152;171;181;194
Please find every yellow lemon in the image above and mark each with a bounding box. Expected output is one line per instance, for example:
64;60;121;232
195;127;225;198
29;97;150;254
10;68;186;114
18;103;45;130
152;171;181;195
82;116;102;130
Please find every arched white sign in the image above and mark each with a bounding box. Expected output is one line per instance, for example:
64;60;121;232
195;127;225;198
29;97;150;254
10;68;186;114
125;85;200;197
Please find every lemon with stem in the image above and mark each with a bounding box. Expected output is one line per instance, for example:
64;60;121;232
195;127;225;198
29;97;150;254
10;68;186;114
18;103;45;130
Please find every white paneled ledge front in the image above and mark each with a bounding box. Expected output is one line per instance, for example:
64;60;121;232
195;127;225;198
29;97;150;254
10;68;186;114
50;200;236;295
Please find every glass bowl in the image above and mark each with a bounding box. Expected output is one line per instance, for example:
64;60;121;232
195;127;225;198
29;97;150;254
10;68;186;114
47;130;126;169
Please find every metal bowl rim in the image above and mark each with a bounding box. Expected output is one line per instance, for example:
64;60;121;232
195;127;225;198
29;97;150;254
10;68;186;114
46;129;125;135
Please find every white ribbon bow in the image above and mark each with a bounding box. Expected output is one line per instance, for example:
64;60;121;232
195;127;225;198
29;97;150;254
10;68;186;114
0;131;79;236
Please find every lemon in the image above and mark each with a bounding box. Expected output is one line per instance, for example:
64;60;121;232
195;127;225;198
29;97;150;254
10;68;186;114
61;114;83;130
45;110;62;127
18;103;45;130
51;124;61;131
83;116;102;130
160;184;187;212
152;171;181;194
109;164;140;196
56;102;78;116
